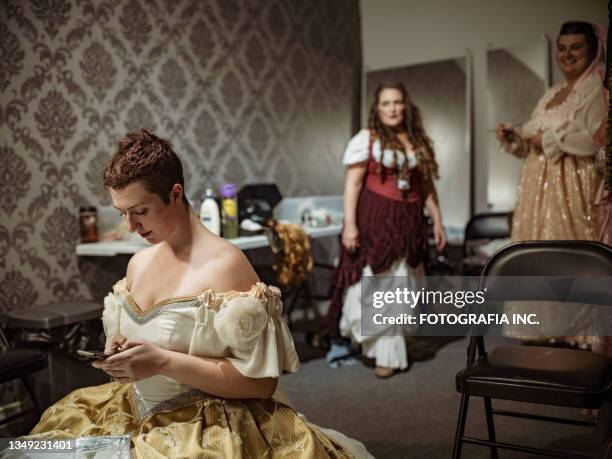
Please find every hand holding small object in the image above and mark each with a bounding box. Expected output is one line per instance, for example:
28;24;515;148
92;339;169;383
495;123;516;142
76;349;111;361
106;334;128;354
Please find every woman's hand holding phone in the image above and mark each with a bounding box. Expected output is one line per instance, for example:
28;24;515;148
77;349;111;361
106;334;128;354
76;334;128;363
92;340;168;383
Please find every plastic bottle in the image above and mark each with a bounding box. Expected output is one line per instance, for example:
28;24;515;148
200;188;221;236
220;183;239;239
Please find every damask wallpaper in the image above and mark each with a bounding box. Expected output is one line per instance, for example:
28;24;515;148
0;0;361;311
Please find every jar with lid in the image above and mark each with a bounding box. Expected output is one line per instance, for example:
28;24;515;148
220;183;239;239
79;206;99;243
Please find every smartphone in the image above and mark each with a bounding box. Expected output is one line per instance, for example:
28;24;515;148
77;349;110;360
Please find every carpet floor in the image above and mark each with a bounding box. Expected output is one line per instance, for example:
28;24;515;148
280;336;597;458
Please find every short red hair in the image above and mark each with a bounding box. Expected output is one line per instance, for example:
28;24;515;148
103;129;186;204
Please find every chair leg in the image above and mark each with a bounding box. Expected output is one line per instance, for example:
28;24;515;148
452;394;470;459
484;397;499;458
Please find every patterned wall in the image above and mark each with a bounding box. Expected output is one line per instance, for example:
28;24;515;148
0;0;361;311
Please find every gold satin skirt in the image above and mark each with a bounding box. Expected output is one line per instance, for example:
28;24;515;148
506;150;598;346
27;382;353;458
511;151;597;241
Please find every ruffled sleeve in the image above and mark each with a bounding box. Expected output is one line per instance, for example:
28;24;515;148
342;129;370;165
541;86;606;161
101;278;124;344
206;283;300;378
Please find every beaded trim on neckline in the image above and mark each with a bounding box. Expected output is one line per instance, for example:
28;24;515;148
117;278;280;318
124;287;200;315
121;295;202;324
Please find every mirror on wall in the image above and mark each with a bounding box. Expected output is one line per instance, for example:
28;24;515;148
486;37;550;211
365;56;471;234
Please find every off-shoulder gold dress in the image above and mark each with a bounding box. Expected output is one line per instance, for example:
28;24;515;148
25;280;370;458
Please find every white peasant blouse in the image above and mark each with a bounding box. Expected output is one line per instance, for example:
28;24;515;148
501;71;606;161
342;129;418;169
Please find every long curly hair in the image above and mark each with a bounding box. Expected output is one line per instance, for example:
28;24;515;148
367;82;439;180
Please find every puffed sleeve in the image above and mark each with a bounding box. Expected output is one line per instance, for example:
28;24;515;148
541;87;606;161
102;278;124;342
342;129;370;165
213;283;300;378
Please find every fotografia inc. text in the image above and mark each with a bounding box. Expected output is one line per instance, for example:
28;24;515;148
371;313;540;326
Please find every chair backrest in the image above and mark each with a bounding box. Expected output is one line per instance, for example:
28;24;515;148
481;240;612;305
483;240;612;277
464;212;512;242
465;240;612;363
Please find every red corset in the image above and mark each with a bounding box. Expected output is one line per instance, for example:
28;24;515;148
365;158;422;203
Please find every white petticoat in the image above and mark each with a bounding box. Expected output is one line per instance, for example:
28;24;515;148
339;258;424;370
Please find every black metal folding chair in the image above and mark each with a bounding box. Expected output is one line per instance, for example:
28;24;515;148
461;212;512;276
453;241;612;458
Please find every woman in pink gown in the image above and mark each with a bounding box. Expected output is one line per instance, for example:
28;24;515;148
497;21;607;346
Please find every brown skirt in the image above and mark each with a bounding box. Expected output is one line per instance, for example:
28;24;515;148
327;188;428;336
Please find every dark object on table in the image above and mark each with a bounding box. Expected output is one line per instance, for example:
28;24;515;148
453;241;612;459
238;184;282;225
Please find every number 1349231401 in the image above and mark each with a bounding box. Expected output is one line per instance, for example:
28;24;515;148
6;439;74;450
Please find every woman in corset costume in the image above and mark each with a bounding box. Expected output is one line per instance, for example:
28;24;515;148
21;129;373;458
327;83;445;378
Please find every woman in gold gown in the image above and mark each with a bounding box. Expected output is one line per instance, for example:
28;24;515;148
497;22;607;345
497;21;606;241
24;130;372;458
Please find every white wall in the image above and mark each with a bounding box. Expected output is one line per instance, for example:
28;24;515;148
487;42;548;211
360;0;607;217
